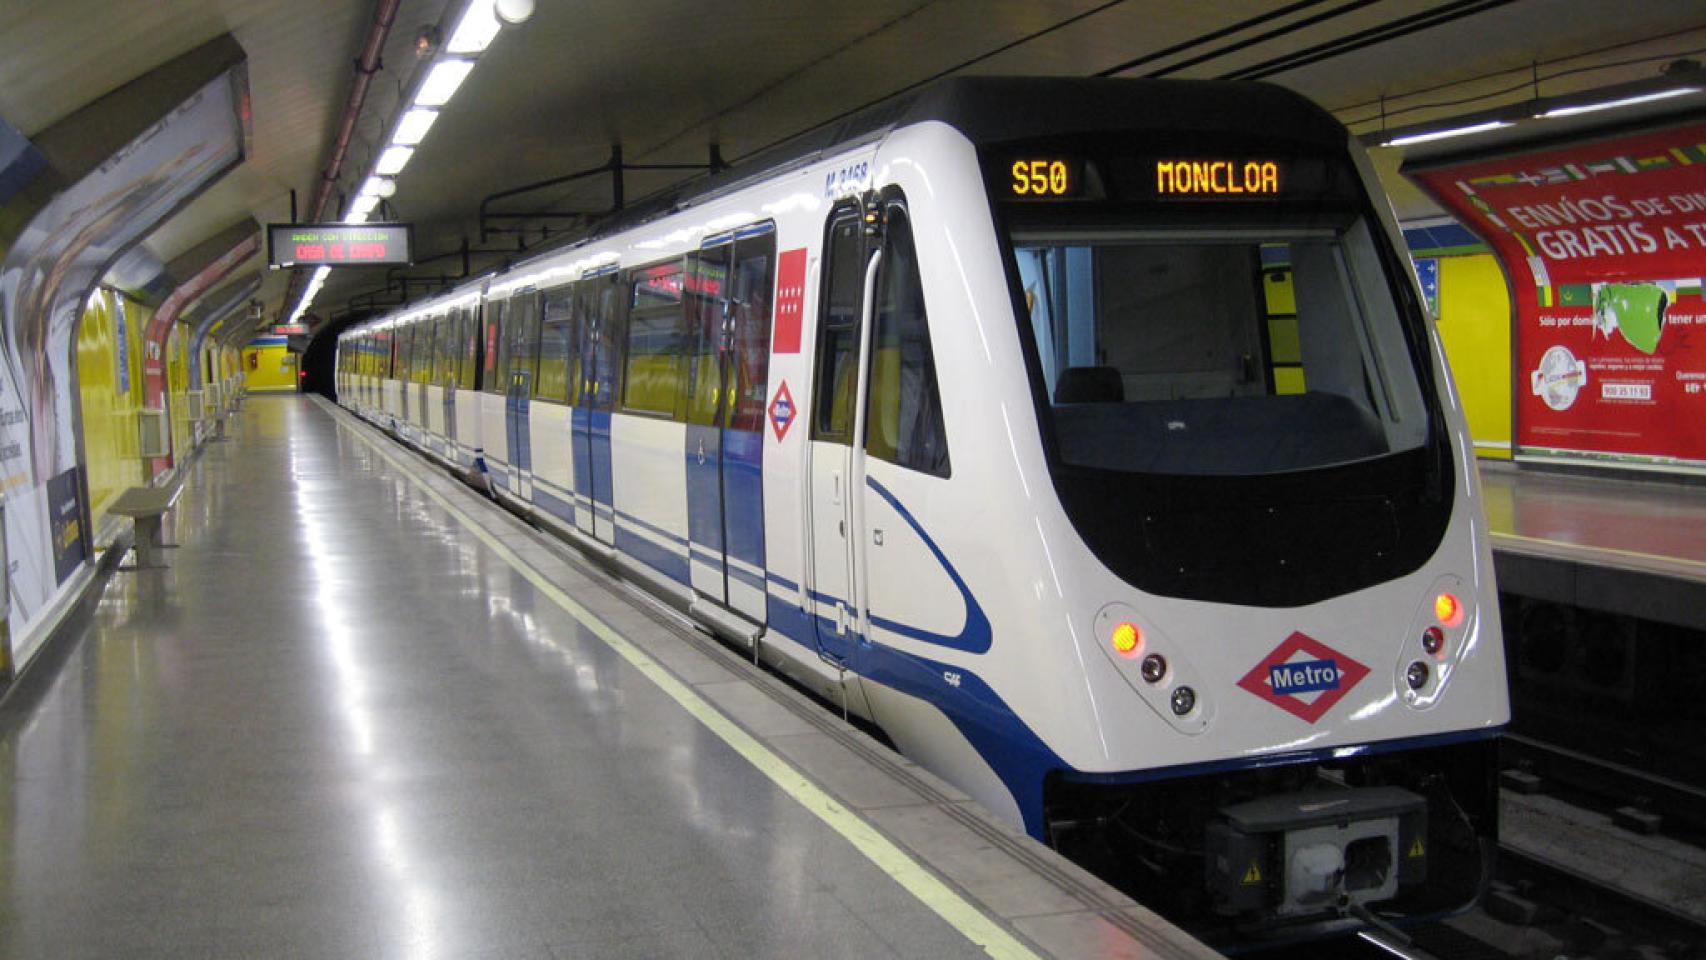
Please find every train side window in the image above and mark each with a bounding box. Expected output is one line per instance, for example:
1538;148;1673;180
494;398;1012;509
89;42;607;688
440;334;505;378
866;204;949;477
458;307;479;390
483;298;508;395
538;285;576;404
684;245;731;427
579;275;623;409
397;324;414;382
812;206;865;443
622;260;685;418
432;313;451;384
728;232;775;433
509;292;542;393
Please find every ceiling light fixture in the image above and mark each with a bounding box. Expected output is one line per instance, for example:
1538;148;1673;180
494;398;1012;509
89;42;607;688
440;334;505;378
391;108;439;147
414;59;474;107
1382;120;1511;148
375;145;415;176
446;0;501;53
1540;86;1702;118
290;0;528;325
359;176;397;199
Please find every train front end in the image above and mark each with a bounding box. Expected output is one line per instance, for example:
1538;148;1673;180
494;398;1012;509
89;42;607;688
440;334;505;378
956;80;1509;941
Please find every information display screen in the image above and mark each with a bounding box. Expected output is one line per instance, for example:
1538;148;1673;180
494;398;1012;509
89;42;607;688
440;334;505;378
1005;158;1080;199
267;223;412;267
989;143;1342;208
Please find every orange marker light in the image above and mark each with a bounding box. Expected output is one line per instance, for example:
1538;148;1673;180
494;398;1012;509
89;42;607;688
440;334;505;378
1112;622;1142;659
1435;593;1464;627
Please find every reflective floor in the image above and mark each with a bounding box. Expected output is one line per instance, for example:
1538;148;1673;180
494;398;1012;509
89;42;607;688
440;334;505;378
0;397;989;959
1481;461;1706;576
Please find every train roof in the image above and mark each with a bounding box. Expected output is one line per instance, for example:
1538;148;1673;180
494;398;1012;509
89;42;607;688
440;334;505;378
581;76;1348;249
343;76;1347;336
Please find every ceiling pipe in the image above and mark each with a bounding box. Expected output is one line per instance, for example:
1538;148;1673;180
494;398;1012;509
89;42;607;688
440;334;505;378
280;0;402;321
314;0;401;222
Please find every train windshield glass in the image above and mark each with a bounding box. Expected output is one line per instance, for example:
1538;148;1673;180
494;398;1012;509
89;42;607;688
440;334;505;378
1009;216;1430;477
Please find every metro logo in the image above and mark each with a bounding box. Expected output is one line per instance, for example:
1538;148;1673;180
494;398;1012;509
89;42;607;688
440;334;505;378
1237;632;1368;724
1268;658;1342;694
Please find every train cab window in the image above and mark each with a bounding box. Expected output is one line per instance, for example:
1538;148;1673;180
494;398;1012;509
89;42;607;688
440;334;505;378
483;298;508;395
1010;222;1429;476
812;208;866;442
537;285;575;404
622;261;685;418
866;205;949;477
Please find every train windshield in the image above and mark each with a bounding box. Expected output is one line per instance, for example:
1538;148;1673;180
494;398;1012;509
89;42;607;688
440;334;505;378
1008;216;1430;477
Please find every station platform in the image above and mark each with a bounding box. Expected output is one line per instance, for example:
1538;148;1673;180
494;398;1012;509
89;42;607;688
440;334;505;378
0;395;1213;960
1480;461;1706;629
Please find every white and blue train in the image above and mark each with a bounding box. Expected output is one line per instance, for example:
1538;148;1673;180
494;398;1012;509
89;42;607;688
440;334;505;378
337;77;1509;940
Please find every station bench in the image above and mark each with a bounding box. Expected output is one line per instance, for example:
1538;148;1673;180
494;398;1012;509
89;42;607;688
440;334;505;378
107;482;182;569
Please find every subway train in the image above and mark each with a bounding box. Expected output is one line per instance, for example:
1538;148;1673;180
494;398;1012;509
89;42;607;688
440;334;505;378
336;77;1509;941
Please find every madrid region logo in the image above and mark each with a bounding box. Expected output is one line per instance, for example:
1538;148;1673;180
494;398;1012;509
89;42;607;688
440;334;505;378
1237;631;1369;724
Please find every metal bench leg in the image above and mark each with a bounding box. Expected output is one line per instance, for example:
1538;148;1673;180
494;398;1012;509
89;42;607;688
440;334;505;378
134;516;162;569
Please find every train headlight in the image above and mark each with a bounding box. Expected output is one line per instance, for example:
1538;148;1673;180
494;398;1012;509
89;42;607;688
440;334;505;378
1421;626;1444;656
1434;592;1463;627
1397;575;1471;710
1111;622;1142;658
1141;653;1167;684
1406;661;1430;690
1170;685;1196;716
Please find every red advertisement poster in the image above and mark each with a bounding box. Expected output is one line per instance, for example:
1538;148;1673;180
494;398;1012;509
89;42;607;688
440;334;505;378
1409;121;1706;465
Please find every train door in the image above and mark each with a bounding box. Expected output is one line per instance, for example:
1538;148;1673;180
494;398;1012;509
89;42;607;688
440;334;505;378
572;271;620;545
684;226;775;623
505;291;540;498
807;205;873;665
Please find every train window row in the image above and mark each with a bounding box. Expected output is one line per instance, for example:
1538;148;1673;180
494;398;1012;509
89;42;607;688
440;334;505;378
343;198;948;476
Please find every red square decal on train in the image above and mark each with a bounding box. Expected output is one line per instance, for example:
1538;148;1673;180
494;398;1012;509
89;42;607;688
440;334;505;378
1236;631;1369;724
772;247;807;354
768;381;797;442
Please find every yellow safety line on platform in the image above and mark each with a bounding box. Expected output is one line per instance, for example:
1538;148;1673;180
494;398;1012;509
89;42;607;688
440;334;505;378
325;403;1042;960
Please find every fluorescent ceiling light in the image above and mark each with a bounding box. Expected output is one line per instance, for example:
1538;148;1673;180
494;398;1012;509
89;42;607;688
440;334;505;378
1540;86;1701;118
376;145;415;176
414;59;475;108
1383;120;1510;148
359;176;396;198
290;266;332;323
351;194;381;216
343;210;369;225
446;0;501;54
392;108;439;147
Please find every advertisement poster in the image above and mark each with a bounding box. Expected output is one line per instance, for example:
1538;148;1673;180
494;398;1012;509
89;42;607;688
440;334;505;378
0;70;242;664
47;466;85;584
1408;121;1706;465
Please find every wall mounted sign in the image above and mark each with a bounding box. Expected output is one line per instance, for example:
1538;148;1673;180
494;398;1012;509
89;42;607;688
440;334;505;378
267;223;412;267
1407;121;1706;467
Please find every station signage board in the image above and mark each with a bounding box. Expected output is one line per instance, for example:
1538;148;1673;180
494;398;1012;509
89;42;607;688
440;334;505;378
267;223;412;267
272;324;308;336
1408;121;1706;467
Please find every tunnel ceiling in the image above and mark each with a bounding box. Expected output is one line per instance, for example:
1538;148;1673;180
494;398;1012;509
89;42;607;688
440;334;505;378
2;0;1702;330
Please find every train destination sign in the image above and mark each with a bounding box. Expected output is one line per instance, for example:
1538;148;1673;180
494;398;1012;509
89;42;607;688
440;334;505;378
1155;159;1281;198
267;223;412;267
